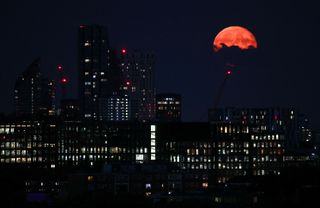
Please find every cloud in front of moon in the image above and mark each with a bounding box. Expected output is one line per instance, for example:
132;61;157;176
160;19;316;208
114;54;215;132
213;26;258;52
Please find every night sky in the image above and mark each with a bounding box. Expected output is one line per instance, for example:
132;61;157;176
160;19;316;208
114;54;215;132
1;1;320;127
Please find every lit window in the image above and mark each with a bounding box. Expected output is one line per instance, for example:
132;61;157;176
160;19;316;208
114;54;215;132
151;146;156;153
136;154;144;161
87;176;94;181
202;182;208;188
145;183;151;189
151;132;156;139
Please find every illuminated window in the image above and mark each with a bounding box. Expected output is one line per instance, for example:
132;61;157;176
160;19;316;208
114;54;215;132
214;197;222;203
145;183;151;189
151;147;156;153
87;176;94;182
151;132;156;139
136;154;144;161
202;182;208;188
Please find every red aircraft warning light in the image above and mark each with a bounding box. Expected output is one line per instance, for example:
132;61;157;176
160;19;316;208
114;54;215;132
125;81;131;86
57;65;63;71
121;48;127;54
61;77;68;84
226;70;232;76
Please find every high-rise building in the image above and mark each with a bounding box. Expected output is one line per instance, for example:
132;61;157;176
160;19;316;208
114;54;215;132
156;93;181;122
78;25;120;120
14;59;55;117
120;49;156;122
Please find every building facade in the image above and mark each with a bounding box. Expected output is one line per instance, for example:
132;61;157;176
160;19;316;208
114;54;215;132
105;95;130;121
0;119;57;168
0;108;314;186
208;107;303;183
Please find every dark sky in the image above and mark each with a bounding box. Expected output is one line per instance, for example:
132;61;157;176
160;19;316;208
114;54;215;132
1;0;320;127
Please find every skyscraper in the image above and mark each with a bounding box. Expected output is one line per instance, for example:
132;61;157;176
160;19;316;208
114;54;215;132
14;59;55;117
78;25;119;120
120;49;156;122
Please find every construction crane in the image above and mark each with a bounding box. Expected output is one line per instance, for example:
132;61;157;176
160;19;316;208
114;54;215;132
200;63;235;121
57;65;68;100
213;63;235;109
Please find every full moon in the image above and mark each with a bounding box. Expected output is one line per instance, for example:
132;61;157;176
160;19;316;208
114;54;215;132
213;26;258;52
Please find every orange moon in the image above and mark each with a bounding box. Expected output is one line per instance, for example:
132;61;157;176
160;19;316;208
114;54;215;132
213;26;258;52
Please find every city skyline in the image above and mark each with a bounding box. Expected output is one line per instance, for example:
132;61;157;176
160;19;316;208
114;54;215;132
1;0;320;127
1;1;320;207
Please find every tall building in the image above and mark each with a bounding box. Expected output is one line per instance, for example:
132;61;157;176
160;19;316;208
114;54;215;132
120;49;156;122
14;59;55;117
78;25;120;120
156;93;181;122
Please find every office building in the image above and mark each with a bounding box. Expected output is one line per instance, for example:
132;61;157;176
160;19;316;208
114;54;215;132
0;120;57;168
208;107;302;183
